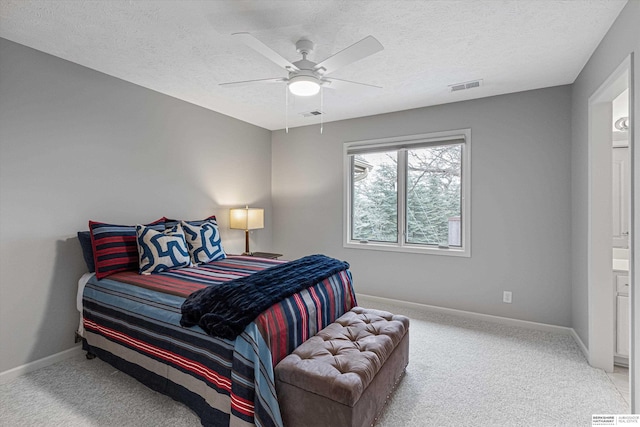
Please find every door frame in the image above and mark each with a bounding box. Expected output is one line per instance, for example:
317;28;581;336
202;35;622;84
587;54;635;409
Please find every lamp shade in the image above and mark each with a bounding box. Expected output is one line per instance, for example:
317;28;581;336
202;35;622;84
229;207;264;230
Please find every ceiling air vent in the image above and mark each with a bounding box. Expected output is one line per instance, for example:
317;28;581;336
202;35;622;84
449;79;483;92
300;110;323;117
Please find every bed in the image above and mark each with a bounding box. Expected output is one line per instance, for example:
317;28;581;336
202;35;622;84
76;255;356;427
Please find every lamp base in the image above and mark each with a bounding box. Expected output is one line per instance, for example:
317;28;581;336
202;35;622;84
244;230;251;255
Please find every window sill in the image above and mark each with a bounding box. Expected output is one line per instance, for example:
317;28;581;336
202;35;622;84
344;241;470;257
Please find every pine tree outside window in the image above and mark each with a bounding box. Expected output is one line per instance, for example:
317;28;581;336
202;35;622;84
344;129;471;257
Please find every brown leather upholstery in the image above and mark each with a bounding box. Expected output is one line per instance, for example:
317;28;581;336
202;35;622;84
275;307;409;427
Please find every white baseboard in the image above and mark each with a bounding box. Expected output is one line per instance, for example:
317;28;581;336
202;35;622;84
357;293;577;336
0;345;83;385
614;355;629;367
570;328;589;360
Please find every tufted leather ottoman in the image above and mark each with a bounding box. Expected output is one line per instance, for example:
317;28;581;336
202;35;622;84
275;307;409;427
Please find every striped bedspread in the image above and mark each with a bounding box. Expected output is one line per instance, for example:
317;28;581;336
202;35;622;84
82;256;357;427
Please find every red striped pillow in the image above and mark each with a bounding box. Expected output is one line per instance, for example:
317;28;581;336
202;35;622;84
89;218;166;279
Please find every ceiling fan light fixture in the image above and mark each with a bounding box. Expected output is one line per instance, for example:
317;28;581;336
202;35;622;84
288;75;320;96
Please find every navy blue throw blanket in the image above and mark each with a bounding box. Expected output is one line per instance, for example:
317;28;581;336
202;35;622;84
180;254;350;340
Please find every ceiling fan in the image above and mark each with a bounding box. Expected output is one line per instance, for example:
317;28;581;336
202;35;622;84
220;33;384;96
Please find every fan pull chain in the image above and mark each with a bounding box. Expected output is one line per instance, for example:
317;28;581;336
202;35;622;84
320;86;324;134
285;85;289;133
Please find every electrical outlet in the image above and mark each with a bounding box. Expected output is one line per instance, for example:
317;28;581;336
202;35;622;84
503;291;512;304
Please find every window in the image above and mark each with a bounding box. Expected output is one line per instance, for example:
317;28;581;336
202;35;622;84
344;129;470;257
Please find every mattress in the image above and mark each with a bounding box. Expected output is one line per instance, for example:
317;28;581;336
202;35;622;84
77;255;356;427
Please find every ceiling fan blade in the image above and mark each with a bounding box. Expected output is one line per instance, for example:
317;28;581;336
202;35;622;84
324;77;382;90
232;32;299;72
219;77;287;87
314;36;383;75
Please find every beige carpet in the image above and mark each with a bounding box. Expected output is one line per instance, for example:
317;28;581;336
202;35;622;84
362;296;628;427
0;296;629;426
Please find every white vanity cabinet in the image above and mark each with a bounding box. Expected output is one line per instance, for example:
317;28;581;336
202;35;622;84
614;273;630;359
612;146;630;248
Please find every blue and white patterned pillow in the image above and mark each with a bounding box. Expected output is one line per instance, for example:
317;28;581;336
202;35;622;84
180;219;227;264
136;224;192;274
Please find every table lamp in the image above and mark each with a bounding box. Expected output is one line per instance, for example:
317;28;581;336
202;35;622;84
229;206;264;255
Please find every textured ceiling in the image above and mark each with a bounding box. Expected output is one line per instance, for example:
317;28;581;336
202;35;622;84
0;0;627;130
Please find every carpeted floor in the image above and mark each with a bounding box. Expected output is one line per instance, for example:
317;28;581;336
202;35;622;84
0;297;629;426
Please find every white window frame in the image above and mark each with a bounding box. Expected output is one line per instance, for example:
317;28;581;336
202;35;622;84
343;128;471;257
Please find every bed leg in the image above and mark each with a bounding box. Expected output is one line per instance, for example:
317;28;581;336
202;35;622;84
85;352;96;360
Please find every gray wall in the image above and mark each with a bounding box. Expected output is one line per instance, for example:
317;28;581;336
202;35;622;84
0;38;272;373
570;0;639;348
2;0;635;377
272;86;573;327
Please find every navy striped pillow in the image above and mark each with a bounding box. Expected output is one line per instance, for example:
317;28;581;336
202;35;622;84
164;215;217;229
89;218;165;279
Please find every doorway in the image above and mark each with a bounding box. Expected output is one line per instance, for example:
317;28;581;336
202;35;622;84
587;55;633;407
